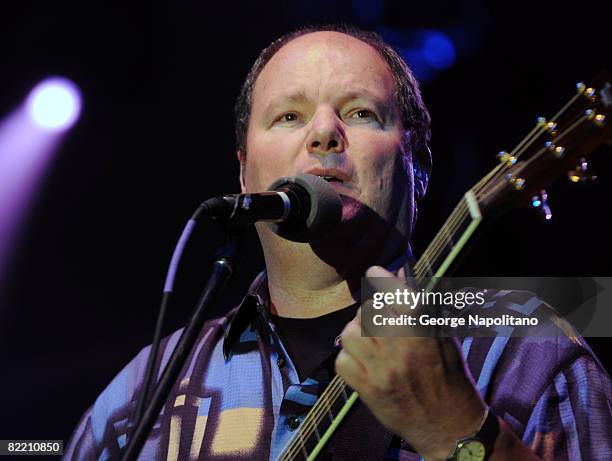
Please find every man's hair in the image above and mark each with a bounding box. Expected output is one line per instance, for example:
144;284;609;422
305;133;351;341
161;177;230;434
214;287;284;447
234;24;431;171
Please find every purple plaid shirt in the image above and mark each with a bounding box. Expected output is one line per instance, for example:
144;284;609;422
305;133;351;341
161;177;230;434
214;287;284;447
65;272;612;460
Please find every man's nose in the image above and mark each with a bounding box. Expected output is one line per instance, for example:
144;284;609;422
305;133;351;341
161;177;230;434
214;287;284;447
306;110;346;155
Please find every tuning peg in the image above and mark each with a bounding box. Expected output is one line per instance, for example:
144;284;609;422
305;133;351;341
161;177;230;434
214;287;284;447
585;109;606;127
505;173;526;190
576;82;596;101
568;157;597;184
545;141;566;158
531;190;552;221
497;150;517;166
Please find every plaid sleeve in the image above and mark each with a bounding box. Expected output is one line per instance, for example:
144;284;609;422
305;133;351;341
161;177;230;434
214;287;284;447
62;344;153;461
522;355;612;460
63;327;191;460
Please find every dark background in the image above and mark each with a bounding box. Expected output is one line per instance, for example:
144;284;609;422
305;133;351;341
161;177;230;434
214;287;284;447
0;0;610;446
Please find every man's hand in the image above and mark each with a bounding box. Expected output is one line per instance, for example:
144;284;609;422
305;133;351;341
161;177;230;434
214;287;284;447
335;265;486;461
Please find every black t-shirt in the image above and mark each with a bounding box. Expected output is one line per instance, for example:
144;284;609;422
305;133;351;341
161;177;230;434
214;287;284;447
270;303;359;382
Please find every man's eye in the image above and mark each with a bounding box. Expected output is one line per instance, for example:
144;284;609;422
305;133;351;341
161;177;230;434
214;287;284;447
350;109;377;121
277;112;299;123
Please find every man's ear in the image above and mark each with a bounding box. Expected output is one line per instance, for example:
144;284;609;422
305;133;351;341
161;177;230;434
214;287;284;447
412;145;432;201
237;150;247;193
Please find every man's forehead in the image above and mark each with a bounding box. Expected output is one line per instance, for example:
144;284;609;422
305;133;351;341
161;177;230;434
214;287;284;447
271;31;377;64
253;31;395;103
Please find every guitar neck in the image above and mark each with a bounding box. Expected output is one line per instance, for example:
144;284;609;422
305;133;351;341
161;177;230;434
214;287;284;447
412;190;483;282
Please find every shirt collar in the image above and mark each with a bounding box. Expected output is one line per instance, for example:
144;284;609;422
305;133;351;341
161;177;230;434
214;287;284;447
223;270;270;359
222;250;415;359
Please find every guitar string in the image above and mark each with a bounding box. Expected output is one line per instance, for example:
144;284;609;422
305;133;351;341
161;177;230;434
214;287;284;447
287;378;348;460
414;107;591;278
413;201;468;276
294;377;345;459
415;86;588;273
284;376;352;460
413;118;550;275
278;374;347;460
472;107;591;204
279;88;593;460
412;118;548;275
470;89;586;204
278;375;346;460
469;88;586;199
414;110;587;277
278;377;343;460
415;163;525;274
488;113;595;191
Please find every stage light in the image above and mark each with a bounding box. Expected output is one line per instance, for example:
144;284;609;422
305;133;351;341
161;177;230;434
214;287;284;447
0;76;81;286
26;77;82;131
423;31;456;70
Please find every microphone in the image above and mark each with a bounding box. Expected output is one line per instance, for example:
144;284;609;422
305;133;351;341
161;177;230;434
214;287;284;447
199;173;342;242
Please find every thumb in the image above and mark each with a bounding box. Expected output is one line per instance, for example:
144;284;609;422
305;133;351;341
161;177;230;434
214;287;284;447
366;265;394;278
364;265;406;298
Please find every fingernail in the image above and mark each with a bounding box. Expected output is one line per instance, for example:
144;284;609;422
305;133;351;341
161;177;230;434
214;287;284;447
366;265;392;278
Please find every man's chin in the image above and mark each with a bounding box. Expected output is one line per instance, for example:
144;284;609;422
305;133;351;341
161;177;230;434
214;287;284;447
335;191;368;219
312;199;383;250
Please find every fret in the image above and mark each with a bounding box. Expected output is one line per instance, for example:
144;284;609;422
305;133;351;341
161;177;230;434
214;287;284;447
420;254;435;278
313;424;321;441
414;196;476;280
298;435;308;460
442;221;455;250
325;397;334;424
340;386;349;403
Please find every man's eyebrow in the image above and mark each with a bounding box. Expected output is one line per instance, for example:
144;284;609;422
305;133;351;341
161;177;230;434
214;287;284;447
263;91;310;116
262;88;390;116
338;89;388;105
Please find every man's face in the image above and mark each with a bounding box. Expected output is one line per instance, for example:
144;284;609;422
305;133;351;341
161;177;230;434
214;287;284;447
240;31;416;241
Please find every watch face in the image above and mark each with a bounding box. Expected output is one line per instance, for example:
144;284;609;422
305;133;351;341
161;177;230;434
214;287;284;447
456;440;486;461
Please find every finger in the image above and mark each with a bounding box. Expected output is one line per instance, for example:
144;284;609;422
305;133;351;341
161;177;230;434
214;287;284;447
340;319;379;366
341;315;377;349
365;266;407;295
335;348;368;391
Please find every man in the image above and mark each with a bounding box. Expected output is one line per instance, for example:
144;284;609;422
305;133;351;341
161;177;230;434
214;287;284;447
65;25;612;460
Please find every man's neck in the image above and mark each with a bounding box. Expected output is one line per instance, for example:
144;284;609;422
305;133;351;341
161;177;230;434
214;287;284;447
258;225;409;318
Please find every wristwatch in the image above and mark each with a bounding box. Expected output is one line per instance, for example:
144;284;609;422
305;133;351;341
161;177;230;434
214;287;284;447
446;407;500;461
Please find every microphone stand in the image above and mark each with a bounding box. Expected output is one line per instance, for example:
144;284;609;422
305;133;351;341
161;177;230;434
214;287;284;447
120;228;242;461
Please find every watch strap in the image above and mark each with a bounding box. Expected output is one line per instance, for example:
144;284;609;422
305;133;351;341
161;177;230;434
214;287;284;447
447;407;500;460
477;407;500;455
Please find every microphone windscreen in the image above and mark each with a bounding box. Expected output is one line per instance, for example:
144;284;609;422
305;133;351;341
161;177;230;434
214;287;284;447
266;173;342;242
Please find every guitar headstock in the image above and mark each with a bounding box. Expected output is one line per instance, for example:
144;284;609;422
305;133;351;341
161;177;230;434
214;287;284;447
475;71;611;217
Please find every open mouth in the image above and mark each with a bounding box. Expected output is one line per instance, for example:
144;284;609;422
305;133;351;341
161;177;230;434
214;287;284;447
318;175;343;183
306;168;351;185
